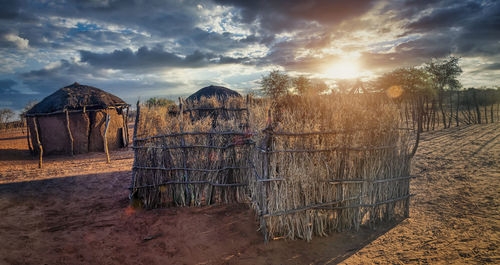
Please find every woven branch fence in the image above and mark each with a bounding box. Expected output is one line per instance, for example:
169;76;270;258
130;97;254;207
130;94;418;241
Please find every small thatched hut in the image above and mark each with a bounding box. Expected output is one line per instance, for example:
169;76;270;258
186;85;241;102
26;82;130;156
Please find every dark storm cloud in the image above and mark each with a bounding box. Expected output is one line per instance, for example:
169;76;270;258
0;0;21;20
481;63;500;71
19;59;110;93
79;46;250;70
47;0;203;37
177;28;264;54
405;1;482;33
17;58;186;105
360;34;454;72
352;0;500;74
0;78;34;110
0;0;239;54
258;38;340;72
214;0;374;33
399;0;500;57
0;79;17;93
453;2;500;56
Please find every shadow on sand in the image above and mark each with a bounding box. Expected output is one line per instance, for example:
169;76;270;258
0;170;404;264
0;149;33;161
0;135;26;141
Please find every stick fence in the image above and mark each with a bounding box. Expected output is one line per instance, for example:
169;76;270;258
130;95;416;241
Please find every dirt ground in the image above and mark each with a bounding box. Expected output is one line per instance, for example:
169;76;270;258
0;123;498;264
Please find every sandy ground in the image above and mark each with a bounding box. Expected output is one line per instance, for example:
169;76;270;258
0;123;498;264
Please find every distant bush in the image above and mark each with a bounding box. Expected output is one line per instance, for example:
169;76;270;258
145;97;175;108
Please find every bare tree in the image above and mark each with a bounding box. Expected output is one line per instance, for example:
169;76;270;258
0;108;15;129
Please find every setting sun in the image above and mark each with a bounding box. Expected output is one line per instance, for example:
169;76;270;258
323;59;360;79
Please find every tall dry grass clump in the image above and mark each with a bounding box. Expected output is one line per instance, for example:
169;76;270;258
250;94;414;241
131;96;254;208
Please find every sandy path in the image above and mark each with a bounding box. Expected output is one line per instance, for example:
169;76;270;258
0;123;498;264
343;123;499;264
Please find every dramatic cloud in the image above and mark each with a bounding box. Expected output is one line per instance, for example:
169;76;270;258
0;79;17;94
79;46;251;70
214;0;374;33
481;63;500;71
0;0;498;111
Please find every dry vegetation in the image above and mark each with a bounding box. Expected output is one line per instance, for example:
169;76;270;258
132;97;254;208
0;119;498;264
132;94;416;241
251;94;415;241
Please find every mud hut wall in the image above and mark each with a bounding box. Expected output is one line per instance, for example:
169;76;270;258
27;118;40;154
106;108;126;150
36;114;72;155
68;112;90;154
89;109;125;152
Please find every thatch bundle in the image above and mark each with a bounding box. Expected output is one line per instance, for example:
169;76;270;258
131;97;254;208
250;94;414;241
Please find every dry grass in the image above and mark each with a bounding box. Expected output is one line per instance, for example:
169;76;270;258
250;94;414;241
132;97;254;208
132;94;415;241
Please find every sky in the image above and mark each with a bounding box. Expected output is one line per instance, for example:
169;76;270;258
0;0;499;111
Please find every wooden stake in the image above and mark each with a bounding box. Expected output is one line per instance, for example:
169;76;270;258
130;101;141;200
260;107;273;242
26;121;33;155
125;106;130;146
120;107;127;147
179;97;191;205
32;117;43;169
103;111;110;163
409;97;422;159
65;110;74;156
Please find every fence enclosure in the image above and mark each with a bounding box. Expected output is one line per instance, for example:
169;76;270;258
130;97;253;208
130;94;417;241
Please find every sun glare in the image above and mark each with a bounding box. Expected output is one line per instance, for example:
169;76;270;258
323;59;360;79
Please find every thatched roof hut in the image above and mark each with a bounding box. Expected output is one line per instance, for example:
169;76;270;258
186;85;241;102
26;82;130;156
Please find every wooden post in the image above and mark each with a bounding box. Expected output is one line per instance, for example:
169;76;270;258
245;94;250;131
409;97;422;159
125;106;130;146
179;97;191;205
129;101;141;200
32;117;43;169
260;108;273;242
65;110;74;156
103;111;111;163
26;121;33;155
119;107;127;147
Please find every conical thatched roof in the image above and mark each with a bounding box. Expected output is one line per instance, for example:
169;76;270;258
186;85;241;102
27;82;128;115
